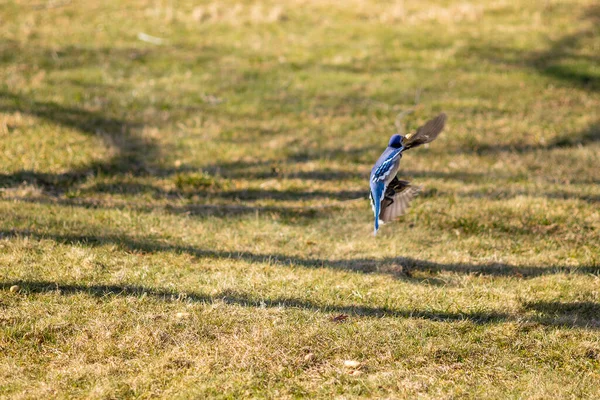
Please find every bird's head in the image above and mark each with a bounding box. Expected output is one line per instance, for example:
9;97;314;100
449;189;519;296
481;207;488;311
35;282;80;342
388;134;404;149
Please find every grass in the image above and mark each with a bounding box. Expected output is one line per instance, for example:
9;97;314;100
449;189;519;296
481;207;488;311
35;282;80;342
1;0;599;398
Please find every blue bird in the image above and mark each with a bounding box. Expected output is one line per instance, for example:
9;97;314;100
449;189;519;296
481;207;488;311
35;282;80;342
370;113;447;235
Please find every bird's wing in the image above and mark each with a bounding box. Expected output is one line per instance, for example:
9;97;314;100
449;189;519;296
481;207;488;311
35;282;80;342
403;113;447;150
379;177;422;222
371;148;403;183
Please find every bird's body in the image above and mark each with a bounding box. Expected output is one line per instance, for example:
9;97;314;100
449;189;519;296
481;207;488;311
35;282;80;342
369;113;447;235
369;139;404;234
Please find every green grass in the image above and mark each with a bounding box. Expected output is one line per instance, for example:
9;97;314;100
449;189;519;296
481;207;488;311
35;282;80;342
1;0;600;398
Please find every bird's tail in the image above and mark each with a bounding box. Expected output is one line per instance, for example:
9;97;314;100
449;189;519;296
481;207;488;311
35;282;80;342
370;182;385;236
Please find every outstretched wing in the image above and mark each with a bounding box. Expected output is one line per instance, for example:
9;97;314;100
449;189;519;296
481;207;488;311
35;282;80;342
379;177;422;222
403;113;447;150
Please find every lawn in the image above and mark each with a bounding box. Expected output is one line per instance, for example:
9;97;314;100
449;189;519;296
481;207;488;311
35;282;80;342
1;0;599;398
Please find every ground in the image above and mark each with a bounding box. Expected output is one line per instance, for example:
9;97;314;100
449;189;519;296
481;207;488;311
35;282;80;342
1;0;599;398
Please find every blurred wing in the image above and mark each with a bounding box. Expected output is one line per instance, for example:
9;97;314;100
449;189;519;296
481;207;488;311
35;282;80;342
404;113;447;150
379;177;422;223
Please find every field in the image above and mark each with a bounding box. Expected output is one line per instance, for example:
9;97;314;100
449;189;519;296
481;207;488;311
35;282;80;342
1;0;599;398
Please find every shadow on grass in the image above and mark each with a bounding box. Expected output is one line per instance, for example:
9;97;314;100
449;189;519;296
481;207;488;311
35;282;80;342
0;86;468;203
2;229;599;279
523;301;600;320
461;122;600;155
0;280;508;323
0;89;159;189
521;301;600;329
1;30;598;207
0;43;212;190
203;157;490;184
2;196;336;220
528;5;600;91
463;5;600;93
0;41;504;202
456;186;600;204
70;180;367;203
2;280;599;329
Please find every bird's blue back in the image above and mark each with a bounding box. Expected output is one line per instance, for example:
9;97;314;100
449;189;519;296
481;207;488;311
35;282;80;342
370;146;403;234
370;146;403;184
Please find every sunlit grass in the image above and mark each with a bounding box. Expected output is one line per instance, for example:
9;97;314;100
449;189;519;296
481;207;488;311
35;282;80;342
1;0;599;398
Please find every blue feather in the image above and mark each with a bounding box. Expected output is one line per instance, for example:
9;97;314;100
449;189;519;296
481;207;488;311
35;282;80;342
371;147;403;183
369;141;406;235
370;181;385;235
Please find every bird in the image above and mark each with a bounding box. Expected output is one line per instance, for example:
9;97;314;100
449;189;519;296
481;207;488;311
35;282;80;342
369;113;447;235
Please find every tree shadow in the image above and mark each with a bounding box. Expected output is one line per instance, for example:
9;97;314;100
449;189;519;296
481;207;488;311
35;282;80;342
2;229;598;279
0;45;170;183
0;90;158;188
74;180;365;203
460;121;600;155
1;33;598;210
458;186;600;204
522;301;600;328
2;280;599;329
0;51;440;204
0;43;217;191
202;159;367;182
2;196;334;220
0;279;509;323
528;5;600;91
462;5;599;92
202;155;489;184
206;188;366;202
